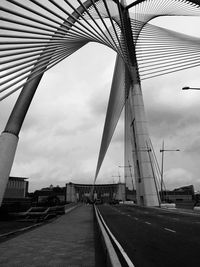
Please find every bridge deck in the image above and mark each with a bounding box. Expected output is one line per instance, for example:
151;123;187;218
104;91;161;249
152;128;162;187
98;204;200;267
0;205;103;267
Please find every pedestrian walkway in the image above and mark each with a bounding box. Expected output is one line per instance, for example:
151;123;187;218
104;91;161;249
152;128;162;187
0;205;99;267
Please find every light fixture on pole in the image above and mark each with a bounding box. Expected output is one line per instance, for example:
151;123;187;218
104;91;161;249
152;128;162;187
182;86;200;90
119;161;134;189
112;172;121;184
160;141;180;202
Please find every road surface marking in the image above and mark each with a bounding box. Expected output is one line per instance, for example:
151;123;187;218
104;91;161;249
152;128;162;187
172;218;179;221
94;207;121;267
145;221;151;225
96;207;135;267
164;228;176;233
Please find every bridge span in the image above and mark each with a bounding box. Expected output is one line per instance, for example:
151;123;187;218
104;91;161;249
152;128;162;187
0;203;200;266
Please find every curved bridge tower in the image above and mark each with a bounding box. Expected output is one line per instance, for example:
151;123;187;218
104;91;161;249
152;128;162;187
0;68;44;205
0;0;159;207
120;4;159;206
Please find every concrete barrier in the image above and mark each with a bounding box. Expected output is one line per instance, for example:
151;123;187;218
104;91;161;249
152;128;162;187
65;203;79;214
160;203;176;209
94;205;121;267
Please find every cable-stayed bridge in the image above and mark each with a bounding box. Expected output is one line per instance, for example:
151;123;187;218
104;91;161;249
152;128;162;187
1;0;200;265
1;0;200;206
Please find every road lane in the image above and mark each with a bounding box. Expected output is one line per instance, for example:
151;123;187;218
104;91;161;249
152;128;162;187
113;205;200;242
98;204;200;267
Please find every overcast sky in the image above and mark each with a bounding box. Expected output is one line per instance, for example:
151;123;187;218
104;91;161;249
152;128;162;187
1;14;200;192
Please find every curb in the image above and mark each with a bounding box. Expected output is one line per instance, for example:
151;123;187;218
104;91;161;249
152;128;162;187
94;205;121;267
0;222;43;238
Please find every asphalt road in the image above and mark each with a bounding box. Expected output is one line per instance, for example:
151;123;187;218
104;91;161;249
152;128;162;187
97;204;200;267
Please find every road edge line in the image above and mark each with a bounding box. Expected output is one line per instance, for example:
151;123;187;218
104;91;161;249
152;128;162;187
94;205;122;267
96;205;135;267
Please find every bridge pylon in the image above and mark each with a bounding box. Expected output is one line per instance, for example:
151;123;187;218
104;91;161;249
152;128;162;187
0;71;44;206
120;4;159;206
0;133;18;205
126;78;159;206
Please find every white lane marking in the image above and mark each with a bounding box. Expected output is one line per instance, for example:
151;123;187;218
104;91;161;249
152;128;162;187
94;207;121;267
97;207;135;267
145;221;151;225
172;218;179;221
164;228;176;233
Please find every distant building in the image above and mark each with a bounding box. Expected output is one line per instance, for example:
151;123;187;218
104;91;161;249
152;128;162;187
66;182;126;203
33;186;66;205
2;176;30;211
161;185;194;203
3;176;29;199
160;185;196;209
126;188;136;203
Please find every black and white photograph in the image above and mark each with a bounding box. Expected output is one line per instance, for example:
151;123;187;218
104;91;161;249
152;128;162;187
0;0;200;266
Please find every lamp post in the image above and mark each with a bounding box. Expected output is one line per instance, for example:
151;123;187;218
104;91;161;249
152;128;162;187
160;141;180;202
182;86;200;90
119;161;134;189
112;172;121;183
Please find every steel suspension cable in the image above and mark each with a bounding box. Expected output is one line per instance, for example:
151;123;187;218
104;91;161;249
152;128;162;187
0;43;86;101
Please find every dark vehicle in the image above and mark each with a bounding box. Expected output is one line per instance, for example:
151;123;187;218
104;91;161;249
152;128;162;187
109;199;119;205
95;199;103;205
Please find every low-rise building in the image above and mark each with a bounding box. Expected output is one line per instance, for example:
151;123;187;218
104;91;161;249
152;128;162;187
161;185;195;209
2;176;30;211
33;185;66;205
3;176;29;199
161;185;194;203
66;182;126;203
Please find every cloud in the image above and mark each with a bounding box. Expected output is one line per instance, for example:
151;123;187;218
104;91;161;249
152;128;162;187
142;67;200;139
184;137;200;155
164;168;193;190
88;85;110;117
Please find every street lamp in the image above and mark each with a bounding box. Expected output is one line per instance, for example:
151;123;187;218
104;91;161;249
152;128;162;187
112;171;121;183
182;86;200;90
119;161;134;189
160;141;180;202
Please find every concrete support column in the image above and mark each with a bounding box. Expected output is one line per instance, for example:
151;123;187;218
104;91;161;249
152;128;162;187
66;183;76;202
0;133;18;205
116;183;126;201
124;94;135;190
119;4;159;206
0;73;44;206
128;78;159;206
